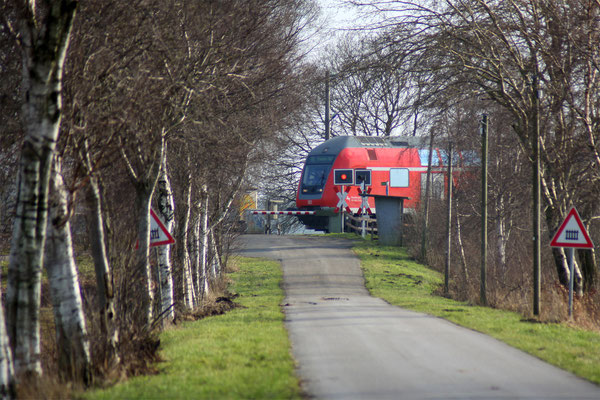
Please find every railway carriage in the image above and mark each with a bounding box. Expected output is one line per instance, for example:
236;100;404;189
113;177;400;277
295;135;461;231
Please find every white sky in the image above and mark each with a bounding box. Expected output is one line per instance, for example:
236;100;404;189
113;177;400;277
310;0;362;56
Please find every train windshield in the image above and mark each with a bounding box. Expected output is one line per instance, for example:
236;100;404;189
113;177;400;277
301;155;335;193
303;164;330;187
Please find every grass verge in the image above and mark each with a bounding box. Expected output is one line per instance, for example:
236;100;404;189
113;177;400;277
84;257;301;400
353;241;600;385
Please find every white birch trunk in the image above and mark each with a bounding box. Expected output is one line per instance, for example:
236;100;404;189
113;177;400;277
178;178;195;309
200;186;210;297
123;137;164;328
190;207;201;306
455;209;469;282
0;286;15;398
209;230;221;279
7;0;77;378
156;156;175;322
45;158;91;385
85;176;119;365
134;186;155;327
496;214;508;271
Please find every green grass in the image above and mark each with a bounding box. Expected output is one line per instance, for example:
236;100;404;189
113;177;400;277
85;257;301;400
353;241;600;385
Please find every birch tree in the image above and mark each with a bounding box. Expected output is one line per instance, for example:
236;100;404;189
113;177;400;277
60;3;122;365
44;157;91;385
0;300;15;398
5;0;77;378
156;154;175;323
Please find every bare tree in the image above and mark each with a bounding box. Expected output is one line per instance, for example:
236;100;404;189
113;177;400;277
354;0;600;292
4;0;78;378
44;157;91;385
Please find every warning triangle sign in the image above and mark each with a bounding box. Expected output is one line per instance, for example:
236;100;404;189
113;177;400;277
150;209;175;247
550;207;594;248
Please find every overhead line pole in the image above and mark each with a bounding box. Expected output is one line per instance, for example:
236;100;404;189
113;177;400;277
532;75;541;316
481;114;488;306
325;70;331;141
445;141;453;295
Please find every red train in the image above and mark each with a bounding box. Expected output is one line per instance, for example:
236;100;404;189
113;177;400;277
295;136;468;231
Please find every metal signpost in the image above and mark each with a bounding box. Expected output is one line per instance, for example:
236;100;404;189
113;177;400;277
358;182;372;238
550;207;594;317
336;186;350;232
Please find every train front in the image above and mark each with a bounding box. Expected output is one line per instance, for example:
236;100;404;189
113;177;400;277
296;140;345;231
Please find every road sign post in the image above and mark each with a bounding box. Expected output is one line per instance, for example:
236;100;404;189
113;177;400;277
550;207;594;317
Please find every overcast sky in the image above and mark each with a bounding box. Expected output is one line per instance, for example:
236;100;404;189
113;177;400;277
308;0;361;57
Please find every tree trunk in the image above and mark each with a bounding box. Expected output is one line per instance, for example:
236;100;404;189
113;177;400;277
156;156;175;323
176;178;195;310
85;176;119;367
134;184;155;328
578;249;596;292
199;186;210;297
496;210;508;271
0;285;15;398
420;133;434;261
190;205;201;305
44;158;91;385
455;208;469;283
7;0;78;378
209;230;221;279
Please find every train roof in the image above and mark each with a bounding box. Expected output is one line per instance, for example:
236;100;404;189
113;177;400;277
309;135;428;156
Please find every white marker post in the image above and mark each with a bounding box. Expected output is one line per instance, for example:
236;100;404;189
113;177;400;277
550;207;594;317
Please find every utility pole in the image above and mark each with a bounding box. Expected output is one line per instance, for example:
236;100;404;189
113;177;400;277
480;114;488;306
325;70;331;141
532;75;541;316
445;141;453;295
420;133;434;261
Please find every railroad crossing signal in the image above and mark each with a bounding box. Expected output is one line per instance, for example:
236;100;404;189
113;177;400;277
355;169;372;186
334;169;354;185
550;207;594;248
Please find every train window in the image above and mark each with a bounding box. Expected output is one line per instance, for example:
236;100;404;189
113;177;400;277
418;149;439;167
303;165;330;187
390;168;409;188
439;150;459;166
307;155;336;164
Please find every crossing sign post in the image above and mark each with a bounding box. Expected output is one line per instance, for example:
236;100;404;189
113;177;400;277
550;207;594;317
335;185;352;232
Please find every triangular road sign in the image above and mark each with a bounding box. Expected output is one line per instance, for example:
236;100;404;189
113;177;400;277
550;207;594;248
150;209;175;247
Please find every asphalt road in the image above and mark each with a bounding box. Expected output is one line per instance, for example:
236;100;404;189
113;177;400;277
238;234;600;400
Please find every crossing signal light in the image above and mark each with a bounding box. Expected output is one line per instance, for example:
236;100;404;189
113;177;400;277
334;169;354;185
355;169;371;186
